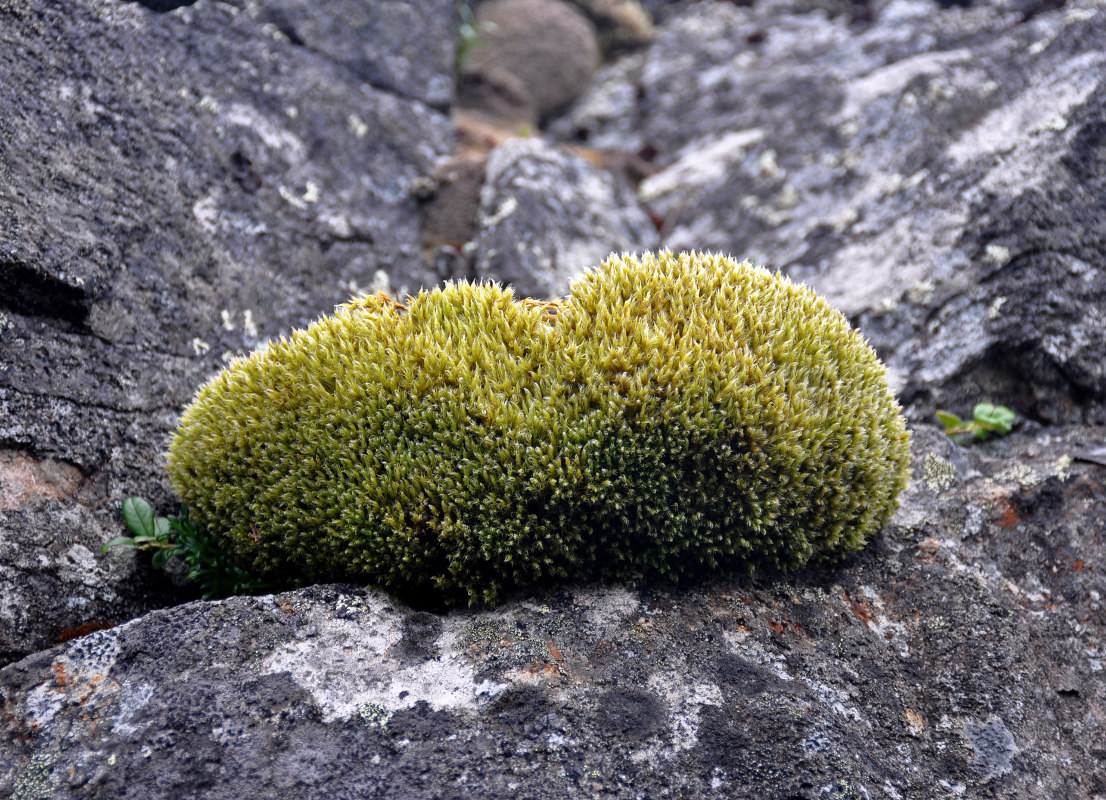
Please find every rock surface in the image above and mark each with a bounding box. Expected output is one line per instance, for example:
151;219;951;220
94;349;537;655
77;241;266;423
553;0;1106;425
253;0;456;109
0;0;454;664
472;137;659;298
2;429;1104;799
3;0;1106;797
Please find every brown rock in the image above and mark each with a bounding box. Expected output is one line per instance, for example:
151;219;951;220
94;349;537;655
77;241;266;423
460;0;600;124
419;150;488;251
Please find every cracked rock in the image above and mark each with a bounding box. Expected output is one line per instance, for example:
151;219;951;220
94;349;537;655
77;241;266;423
0;0;453;663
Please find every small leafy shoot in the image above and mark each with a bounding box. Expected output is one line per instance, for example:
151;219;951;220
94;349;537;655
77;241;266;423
456;6;492;71
104;498;271;600
122;496;157;538
934;410;961;430
937;403;1016;443
973;402;1016;435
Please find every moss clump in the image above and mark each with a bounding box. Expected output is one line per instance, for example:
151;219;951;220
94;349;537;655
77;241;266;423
167;251;910;605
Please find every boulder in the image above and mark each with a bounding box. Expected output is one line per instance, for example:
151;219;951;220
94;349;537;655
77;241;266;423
2;428;1104;798
553;0;1106;424
569;0;657;53
459;0;600;125
0;0;454;665
253;0;456;109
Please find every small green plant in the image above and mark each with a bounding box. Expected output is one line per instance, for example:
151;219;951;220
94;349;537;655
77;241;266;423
936;403;1016;442
103;497;270;599
455;5;492;71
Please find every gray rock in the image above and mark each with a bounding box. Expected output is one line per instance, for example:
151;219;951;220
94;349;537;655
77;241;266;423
2;427;1103;799
0;0;453;665
4;0;1106;796
254;0;456;109
553;0;1106;424
472;137;660;298
568;0;656;53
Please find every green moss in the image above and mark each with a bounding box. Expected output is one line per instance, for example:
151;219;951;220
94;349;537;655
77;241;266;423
167;251;910;605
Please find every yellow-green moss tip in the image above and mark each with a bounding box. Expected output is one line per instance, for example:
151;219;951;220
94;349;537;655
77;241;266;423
167;251;911;605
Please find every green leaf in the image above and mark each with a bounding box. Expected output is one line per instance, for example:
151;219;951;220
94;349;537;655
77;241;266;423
102;536;135;553
935;411;963;431
973;403;1016;435
114;499;270;598
122;497;157;538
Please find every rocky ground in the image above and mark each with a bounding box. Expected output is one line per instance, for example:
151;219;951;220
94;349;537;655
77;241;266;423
2;0;1104;798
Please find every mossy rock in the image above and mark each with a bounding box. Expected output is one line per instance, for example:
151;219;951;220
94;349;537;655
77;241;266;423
167;251;910;605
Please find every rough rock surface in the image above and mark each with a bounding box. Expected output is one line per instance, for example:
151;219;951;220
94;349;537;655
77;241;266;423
2;429;1104;799
569;0;657;53
0;0;453;664
553;0;1106;425
472;137;659;298
253;0;456;109
3;0;1106;797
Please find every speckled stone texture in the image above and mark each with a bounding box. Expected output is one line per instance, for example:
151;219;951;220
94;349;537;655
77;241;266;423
472;137;659;298
3;0;1106;796
0;0;453;663
553;0;1106;426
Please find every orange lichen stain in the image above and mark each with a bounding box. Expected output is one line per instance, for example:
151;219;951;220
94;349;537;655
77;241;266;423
0;449;83;510
546;641;563;661
57;621;117;643
521;659;566;681
916;537;940;563
905;708;925;735
845;592;874;625
53;663;73;688
998;503;1020;529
